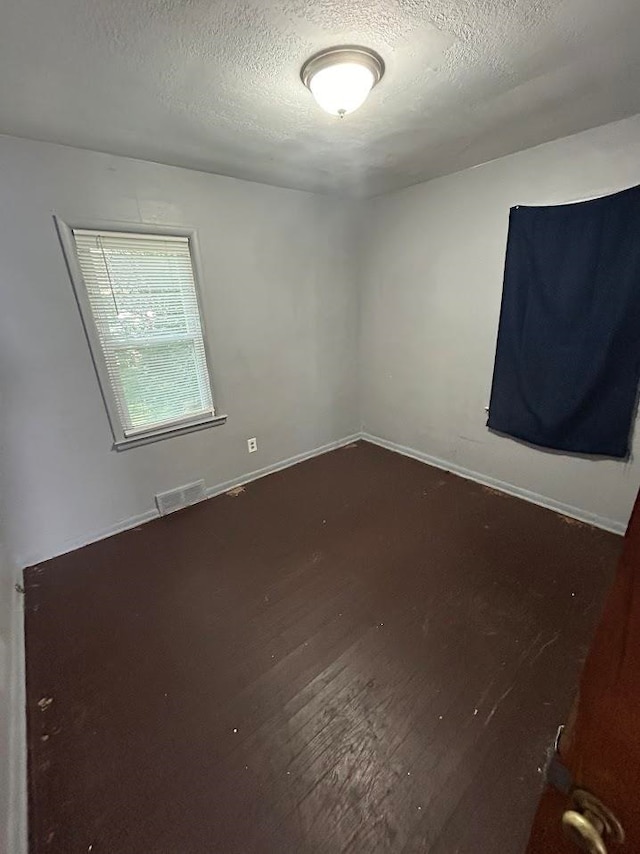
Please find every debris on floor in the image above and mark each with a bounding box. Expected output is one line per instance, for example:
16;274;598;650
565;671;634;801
226;485;246;497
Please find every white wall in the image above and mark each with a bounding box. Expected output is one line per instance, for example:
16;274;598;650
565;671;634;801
3;117;640;567
0;533;26;854
360;115;640;531
0;137;360;567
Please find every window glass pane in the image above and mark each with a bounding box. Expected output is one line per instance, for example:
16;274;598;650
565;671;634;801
73;230;214;436
114;340;207;431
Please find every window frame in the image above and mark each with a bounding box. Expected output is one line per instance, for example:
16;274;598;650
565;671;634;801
55;216;226;450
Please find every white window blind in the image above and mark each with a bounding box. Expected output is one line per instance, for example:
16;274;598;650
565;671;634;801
72;229;214;438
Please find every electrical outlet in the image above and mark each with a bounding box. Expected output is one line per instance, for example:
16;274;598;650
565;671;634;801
247;437;257;453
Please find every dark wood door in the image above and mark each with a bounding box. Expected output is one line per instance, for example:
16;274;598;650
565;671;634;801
526;491;640;853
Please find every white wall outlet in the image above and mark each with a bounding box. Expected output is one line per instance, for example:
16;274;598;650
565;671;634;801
247;437;257;453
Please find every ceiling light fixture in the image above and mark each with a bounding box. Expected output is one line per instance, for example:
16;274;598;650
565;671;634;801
301;46;385;118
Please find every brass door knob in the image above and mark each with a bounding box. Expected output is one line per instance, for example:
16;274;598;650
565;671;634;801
562;811;607;854
562;789;624;854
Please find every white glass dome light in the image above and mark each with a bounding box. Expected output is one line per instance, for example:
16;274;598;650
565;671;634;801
301;47;385;118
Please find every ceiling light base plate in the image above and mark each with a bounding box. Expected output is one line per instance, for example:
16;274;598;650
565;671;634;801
300;46;385;90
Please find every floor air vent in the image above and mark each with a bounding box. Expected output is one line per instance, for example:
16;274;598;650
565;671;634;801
155;480;206;516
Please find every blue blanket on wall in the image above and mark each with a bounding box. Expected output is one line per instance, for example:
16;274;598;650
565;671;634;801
488;184;640;459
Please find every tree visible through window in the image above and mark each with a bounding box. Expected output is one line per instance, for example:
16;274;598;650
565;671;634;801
70;229;215;443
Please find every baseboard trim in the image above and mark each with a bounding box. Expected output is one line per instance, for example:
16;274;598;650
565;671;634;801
19;428;626;566
361;432;627;536
7;576;27;854
20;507;160;569
203;434;361;501
19;433;361;568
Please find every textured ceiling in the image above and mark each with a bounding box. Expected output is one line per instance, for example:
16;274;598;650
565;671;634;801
1;0;640;196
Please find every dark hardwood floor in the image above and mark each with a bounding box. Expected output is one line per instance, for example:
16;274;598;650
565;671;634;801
24;440;621;853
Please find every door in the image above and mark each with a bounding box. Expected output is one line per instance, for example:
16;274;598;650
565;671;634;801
526;491;640;852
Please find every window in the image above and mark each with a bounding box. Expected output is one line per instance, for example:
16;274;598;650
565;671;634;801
57;221;225;449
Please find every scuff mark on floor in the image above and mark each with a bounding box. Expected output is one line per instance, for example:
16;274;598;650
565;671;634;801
558;514;587;528
481;485;507;498
485;685;514;726
529;631;560;667
226;485;246;497
474;679;494;714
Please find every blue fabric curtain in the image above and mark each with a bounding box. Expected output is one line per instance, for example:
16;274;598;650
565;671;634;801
488;184;640;458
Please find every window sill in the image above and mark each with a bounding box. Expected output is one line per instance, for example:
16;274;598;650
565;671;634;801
113;414;227;451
